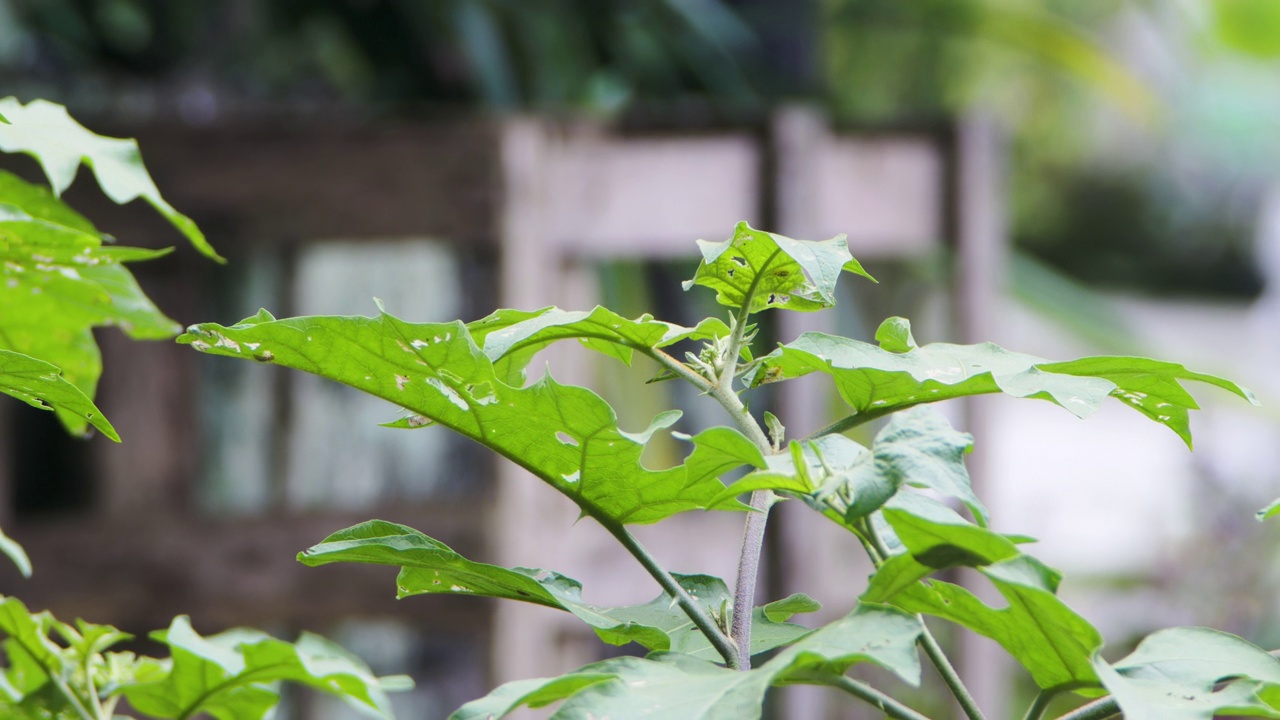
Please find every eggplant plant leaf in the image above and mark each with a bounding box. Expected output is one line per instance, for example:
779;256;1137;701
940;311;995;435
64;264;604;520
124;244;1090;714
748;317;1256;447
180;309;763;524
1094;627;1280;720
300;520;814;658
888;556;1102;692
0;97;222;262
469;305;730;385
0;350;117;441
122;616;405;720
451;604;922;720
682;221;874;314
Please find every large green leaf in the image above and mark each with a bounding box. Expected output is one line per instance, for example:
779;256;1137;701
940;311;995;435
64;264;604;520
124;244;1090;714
181;309;764;524
0;172;179;433
0;350;117;441
469;305;730;385
0;97;222;262
889;556;1102;692
300;520;814;659
1094;627;1280;720
748;317;1256;447
123;616;407;720
682;221;874;314
450;604;922;720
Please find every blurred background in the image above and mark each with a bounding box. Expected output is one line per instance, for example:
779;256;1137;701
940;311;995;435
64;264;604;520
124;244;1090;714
1;0;1279;717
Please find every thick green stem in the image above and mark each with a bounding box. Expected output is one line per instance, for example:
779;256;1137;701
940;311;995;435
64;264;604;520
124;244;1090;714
1052;697;1119;720
1023;690;1058;720
790;670;933;720
597;517;740;668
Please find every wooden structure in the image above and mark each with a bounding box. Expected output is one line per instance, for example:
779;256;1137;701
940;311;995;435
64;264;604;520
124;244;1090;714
0;107;1001;718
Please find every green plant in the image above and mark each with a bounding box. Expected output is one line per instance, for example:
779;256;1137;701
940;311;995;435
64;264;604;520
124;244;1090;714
181;220;1278;718
0;97;410;719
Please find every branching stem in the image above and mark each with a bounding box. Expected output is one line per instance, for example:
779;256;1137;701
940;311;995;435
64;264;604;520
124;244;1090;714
1023;689;1059;720
597;517;740;668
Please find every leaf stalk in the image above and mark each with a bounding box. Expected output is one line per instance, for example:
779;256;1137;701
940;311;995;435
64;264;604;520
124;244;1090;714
790;670;932;720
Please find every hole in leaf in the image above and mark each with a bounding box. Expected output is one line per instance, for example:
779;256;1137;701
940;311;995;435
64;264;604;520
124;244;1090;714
556;432;579;447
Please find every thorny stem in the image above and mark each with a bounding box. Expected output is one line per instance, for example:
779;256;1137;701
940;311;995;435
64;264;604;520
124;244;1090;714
862;516;987;720
790;670;933;720
597;517;741;668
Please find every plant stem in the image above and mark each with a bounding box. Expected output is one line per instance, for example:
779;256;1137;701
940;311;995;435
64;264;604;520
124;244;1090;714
790;670;932;720
708;302;775;671
1023;690;1058;720
919;627;987;720
597;517;740;668
1052;696;1119;720
862;515;987;720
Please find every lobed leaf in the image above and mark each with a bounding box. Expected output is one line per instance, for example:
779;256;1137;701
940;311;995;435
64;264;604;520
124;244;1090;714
300;520;815;659
469;305;730;385
1094;627;1280;720
889;556;1102;692
451;604;922;719
682;221;874;314
123;616;405;720
0;97;222;262
0;350;117;441
748;317;1256;447
0;171;179;435
181;309;764;524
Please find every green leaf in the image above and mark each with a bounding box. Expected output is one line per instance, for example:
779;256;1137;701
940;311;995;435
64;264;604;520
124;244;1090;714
0;527;30;578
749;327;1256;447
0;350;118;441
470;305;730;385
123;616;404;720
863;495;1022;603
0;97;222;262
1258;498;1280;521
0;172;180;435
181;310;756;524
1095;627;1280;720
874;316;918;353
682;221;874;314
888;556;1102;692
0;598;65;697
299;520;810;659
451;604;922;719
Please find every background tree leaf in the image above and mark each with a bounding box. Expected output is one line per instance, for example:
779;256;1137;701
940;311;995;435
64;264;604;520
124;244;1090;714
682;221;874;314
181;310;758;524
0;97;222;262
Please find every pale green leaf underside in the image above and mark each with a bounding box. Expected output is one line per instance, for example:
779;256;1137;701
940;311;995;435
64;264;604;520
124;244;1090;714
123;616;404;720
750;322;1257;447
181;310;763;524
0;97;222;262
0;527;31;578
0;349;117;441
682;221;874;314
300;520;813;659
1095;627;1280;720
450;605;922;720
